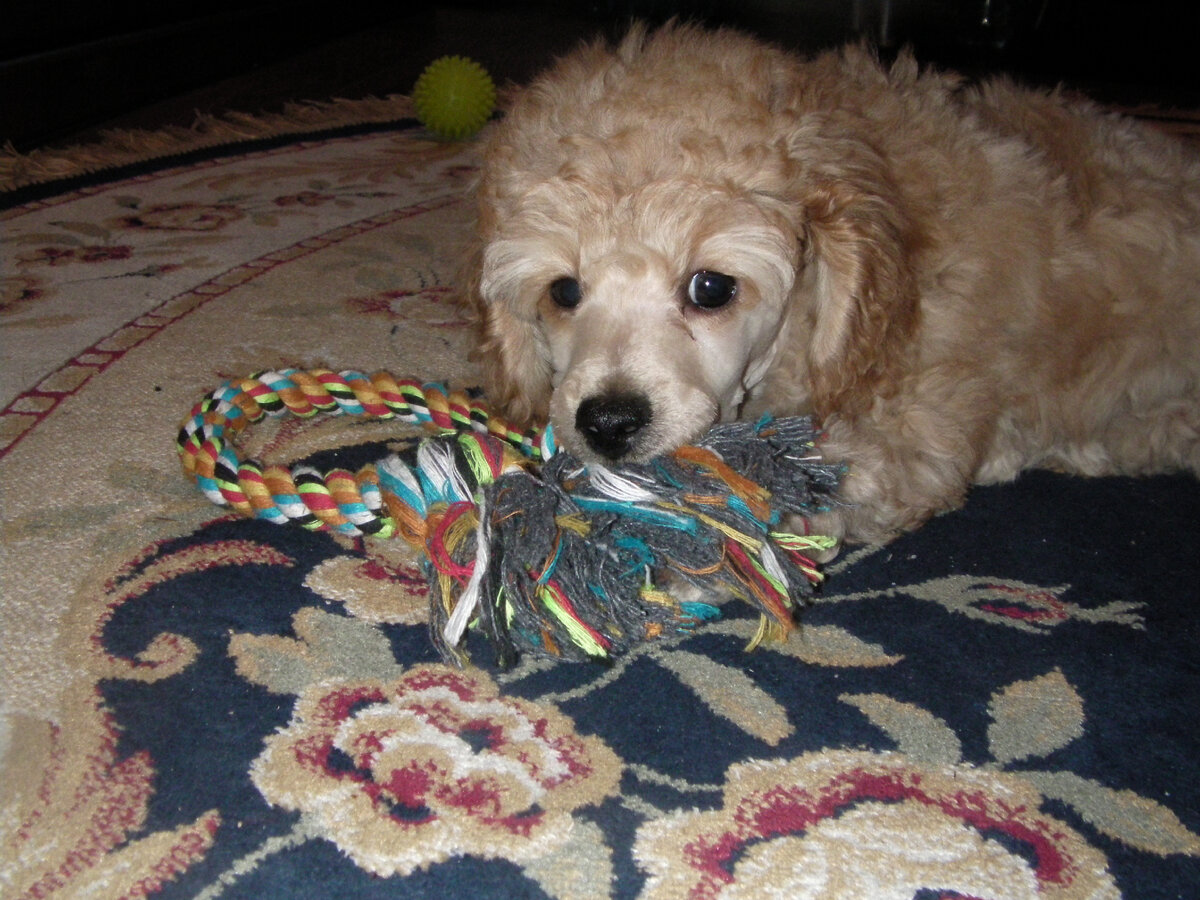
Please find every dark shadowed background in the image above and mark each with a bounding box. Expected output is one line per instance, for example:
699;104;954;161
5;0;1199;152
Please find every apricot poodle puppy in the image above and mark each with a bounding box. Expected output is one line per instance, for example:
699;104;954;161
463;23;1200;544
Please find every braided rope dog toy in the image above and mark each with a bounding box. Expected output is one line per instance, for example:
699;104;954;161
178;368;841;666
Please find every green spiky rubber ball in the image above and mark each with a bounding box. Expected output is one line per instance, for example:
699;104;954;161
413;56;496;140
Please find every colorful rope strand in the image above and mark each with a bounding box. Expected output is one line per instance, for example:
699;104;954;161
177;368;543;538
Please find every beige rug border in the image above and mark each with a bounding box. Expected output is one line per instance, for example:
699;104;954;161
0;94;417;193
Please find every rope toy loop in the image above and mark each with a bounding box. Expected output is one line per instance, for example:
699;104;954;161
178;368;841;666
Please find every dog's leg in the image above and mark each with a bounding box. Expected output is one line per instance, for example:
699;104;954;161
811;383;998;544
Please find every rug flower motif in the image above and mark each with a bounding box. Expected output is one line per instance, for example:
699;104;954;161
634;749;1119;900
249;666;621;878
2;110;1199;899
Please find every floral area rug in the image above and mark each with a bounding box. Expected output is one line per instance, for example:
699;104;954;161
3;99;1200;900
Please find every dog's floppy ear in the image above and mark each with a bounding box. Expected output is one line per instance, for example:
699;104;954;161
788;118;920;418
457;232;553;426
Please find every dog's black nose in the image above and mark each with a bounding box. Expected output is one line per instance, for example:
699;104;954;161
575;393;652;459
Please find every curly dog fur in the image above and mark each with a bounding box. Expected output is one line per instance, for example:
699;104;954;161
462;23;1200;543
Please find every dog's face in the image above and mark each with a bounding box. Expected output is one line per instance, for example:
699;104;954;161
481;176;800;462
464;25;918;463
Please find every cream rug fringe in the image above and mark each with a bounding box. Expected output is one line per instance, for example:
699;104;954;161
0;94;416;194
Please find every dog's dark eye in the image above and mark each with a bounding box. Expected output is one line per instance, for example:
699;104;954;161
687;270;737;309
549;277;582;309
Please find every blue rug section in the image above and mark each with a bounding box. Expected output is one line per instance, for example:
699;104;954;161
97;470;1200;897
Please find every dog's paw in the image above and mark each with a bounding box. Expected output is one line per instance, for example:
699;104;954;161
782;511;844;563
659;571;731;608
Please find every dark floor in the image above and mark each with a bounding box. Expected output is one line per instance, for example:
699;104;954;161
5;1;1199;153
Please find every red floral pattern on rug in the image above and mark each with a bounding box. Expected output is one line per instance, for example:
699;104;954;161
252;666;620;877
635;750;1117;899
